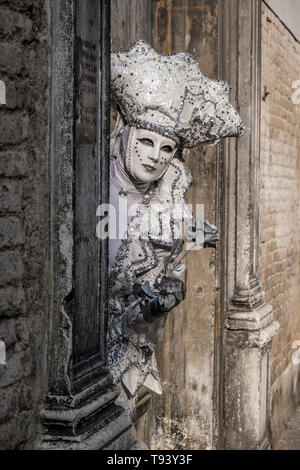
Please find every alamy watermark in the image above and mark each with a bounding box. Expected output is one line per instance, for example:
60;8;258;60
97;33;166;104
96;201;207;250
0;80;6;105
0;340;6;365
291;80;300;105
292;340;300;365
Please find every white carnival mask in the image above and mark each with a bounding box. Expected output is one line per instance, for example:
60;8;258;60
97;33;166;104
125;126;177;183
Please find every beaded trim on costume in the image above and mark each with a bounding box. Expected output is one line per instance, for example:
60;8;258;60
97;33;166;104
107;157;192;393
111;40;246;149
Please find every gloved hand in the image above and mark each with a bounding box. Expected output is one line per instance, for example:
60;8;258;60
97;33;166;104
138;277;186;324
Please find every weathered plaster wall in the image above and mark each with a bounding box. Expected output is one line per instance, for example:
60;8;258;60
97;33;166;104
111;0;220;450
111;0;152;51
150;0;219;451
0;0;50;449
259;2;300;446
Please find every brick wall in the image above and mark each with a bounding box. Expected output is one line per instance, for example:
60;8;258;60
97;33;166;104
259;2;300;442
0;0;49;449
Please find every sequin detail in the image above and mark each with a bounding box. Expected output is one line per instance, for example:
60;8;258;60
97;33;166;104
107;158;192;394
111;40;246;148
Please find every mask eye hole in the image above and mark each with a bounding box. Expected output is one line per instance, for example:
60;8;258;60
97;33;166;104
138;138;154;147
161;145;174;153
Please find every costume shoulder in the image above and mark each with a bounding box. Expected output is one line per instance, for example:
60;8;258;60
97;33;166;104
156;157;192;205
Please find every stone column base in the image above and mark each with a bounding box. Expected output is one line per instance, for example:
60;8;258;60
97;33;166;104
36;387;138;450
224;301;279;449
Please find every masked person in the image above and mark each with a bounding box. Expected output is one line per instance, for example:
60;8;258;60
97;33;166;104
107;41;245;413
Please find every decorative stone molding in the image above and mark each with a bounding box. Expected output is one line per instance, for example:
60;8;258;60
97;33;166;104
218;0;279;449
36;0;136;450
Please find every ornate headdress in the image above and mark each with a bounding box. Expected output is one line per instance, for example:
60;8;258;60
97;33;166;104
111;40;245;148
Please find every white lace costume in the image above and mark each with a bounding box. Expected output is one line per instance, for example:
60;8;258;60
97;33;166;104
107;40;245;402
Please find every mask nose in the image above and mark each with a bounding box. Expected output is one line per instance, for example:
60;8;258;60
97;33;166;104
149;144;160;163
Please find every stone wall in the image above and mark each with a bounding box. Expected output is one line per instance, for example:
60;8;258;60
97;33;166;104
0;0;50;449
259;1;300;446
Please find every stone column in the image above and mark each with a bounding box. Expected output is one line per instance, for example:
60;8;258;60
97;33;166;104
218;0;279;449
37;0;135;450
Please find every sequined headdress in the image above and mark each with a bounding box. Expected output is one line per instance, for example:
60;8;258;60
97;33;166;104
111;40;245;148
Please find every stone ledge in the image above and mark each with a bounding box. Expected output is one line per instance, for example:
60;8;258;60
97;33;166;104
226;301;276;333
38;407;135;450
